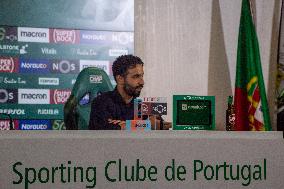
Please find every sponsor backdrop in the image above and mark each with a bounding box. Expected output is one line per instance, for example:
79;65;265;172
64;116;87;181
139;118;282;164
0;0;134;130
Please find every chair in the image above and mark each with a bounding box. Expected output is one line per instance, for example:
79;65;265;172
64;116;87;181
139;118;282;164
64;67;113;130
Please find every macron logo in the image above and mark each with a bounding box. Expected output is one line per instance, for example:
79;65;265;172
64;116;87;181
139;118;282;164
18;27;49;43
41;47;57;55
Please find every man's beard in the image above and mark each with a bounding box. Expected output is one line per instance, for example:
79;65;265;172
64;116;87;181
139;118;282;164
124;83;143;98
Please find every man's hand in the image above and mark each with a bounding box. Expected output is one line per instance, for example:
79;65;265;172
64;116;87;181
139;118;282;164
108;119;126;130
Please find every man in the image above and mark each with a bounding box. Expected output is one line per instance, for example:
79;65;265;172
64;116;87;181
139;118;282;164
89;54;164;130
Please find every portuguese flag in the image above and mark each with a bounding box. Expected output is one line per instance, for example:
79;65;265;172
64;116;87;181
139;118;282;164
234;0;271;131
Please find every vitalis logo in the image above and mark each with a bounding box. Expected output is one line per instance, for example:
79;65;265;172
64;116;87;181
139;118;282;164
41;47;57;55
51;60;78;74
0;89;18;103
0;57;18;73
51;29;78;44
51;89;71;104
18;89;50;104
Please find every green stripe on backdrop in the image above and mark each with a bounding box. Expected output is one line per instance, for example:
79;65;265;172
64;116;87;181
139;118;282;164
0;0;134;31
0;104;64;119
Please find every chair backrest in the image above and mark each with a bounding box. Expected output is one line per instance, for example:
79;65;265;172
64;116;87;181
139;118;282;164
64;67;113;130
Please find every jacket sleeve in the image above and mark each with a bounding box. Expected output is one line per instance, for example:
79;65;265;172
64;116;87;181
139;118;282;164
88;97;121;130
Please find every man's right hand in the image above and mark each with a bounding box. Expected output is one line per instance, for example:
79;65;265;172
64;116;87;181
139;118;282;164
108;119;126;130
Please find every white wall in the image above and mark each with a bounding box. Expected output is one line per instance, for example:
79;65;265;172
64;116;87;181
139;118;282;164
135;0;282;130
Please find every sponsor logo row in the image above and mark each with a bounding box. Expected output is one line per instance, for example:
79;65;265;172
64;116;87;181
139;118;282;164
0;74;76;88
0;26;133;45
0;43;130;59
0;106;62;119
0;89;71;104
0;58;112;75
0;73;111;89
0;119;65;130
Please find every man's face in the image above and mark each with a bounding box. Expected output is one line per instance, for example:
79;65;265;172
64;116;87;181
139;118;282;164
123;64;144;98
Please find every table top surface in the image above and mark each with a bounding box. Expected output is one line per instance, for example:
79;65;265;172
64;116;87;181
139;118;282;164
0;130;283;139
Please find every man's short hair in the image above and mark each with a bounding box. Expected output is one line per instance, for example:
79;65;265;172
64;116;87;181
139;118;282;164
112;54;144;81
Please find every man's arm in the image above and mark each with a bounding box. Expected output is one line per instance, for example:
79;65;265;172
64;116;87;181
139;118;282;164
88;97;122;130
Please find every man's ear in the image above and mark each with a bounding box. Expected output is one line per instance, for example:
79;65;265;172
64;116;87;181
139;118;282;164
116;75;125;85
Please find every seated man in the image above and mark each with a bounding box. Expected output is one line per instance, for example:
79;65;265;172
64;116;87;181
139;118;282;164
89;54;170;130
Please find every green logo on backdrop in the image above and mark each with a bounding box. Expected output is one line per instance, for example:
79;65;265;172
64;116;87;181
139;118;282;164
52;120;65;130
0;28;5;40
